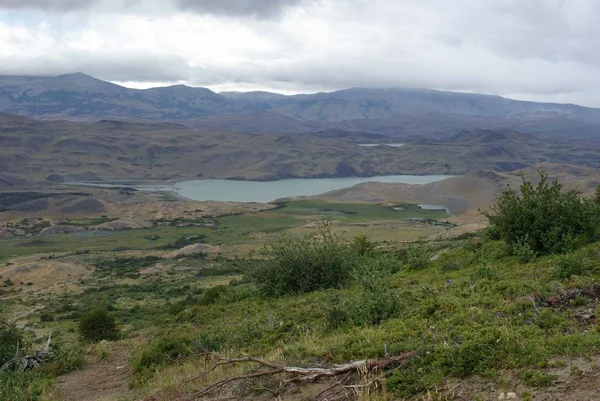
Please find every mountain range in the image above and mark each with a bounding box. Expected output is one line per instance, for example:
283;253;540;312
2;73;600;138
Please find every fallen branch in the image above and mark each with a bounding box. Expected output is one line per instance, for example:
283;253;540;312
1;332;53;372
190;351;416;399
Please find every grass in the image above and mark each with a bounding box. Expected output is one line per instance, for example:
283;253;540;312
121;236;600;399
0;200;450;262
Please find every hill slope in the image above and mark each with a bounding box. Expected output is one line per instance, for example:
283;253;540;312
0;115;598;187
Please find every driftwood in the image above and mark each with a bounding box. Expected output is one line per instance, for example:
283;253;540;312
1;332;52;372
189;351;416;400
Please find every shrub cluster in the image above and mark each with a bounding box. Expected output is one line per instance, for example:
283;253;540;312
78;309;119;343
248;221;364;296
483;172;600;256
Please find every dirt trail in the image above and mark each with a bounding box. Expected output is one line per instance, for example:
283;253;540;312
58;344;133;401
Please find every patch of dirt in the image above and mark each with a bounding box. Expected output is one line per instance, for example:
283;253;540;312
0;256;93;298
168;243;219;258
58;343;133;401
437;356;600;401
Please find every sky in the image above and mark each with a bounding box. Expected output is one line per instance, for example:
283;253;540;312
1;0;600;106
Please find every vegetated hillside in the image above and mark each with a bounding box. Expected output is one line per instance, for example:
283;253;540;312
1;114;599;187
4;174;600;400
3;73;600;138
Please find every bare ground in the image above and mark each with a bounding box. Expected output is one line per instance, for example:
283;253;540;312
58;343;133;401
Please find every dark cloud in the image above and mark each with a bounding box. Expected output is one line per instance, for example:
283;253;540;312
0;0;312;17
173;0;310;17
0;0;92;10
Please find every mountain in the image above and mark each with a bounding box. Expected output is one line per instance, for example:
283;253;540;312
2;73;600;137
1;114;599;187
0;73;236;120
269;88;600;121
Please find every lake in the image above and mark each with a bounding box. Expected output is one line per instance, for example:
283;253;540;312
164;175;453;203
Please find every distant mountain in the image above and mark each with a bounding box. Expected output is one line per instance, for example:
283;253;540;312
270;88;600;121
0;73;236;120
2;73;600;137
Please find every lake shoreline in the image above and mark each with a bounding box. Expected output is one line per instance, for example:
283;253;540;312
67;174;455;204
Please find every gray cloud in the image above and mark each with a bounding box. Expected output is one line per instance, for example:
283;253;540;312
2;0;600;105
0;0;312;17
0;51;193;82
174;0;311;17
0;0;92;10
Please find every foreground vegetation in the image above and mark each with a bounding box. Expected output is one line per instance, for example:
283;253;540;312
2;174;600;400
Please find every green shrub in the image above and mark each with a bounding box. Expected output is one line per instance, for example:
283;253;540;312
520;369;557;387
39;313;55;322
512;236;538;263
248;222;359;296
555;256;593;280
406;246;430;271
483;172;600;256
326;257;401;328
132;331;198;380
0;319;23;367
0;372;51;401
39;343;85;376
350;234;375;256
198;286;227;305
78;309;118;343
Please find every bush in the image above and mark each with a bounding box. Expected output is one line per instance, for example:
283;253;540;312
326;257;401;328
350;235;375;256
248;221;359;296
555;256;593;280
0;319;23;367
39;313;55;322
406;246;430;271
483;172;600;255
132;331;198;381
78;309;118;343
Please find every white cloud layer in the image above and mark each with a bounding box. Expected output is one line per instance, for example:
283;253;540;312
1;0;600;105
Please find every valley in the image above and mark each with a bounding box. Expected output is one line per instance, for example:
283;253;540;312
2;75;600;401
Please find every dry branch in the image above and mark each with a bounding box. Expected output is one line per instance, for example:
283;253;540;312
1;332;53;372
190;351;416;399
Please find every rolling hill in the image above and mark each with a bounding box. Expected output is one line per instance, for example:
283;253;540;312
1;114;598;187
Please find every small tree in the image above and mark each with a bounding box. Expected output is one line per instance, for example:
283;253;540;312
78;309;118;343
483;171;600;255
248;220;358;296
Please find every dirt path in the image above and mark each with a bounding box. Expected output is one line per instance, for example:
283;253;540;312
58;343;133;401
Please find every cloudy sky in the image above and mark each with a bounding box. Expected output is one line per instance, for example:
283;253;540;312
0;0;599;105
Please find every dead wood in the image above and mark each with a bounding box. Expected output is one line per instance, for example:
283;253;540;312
189;351;416;399
1;332;53;372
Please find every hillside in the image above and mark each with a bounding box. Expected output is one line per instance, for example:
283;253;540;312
3;170;600;400
1;115;599;187
3;73;600;138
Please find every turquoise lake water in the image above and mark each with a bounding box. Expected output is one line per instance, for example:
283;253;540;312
168;175;453;203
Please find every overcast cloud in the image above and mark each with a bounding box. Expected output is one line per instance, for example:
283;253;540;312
1;0;600;105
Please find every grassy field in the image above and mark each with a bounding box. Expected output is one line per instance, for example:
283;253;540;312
0;200;450;262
